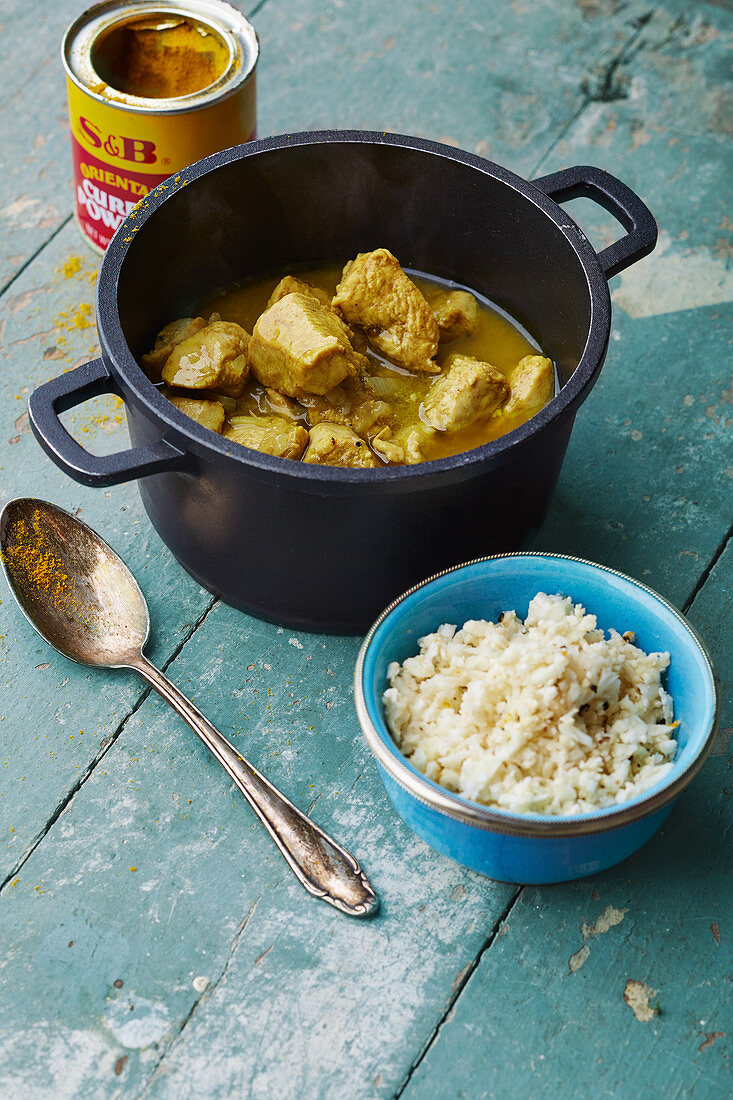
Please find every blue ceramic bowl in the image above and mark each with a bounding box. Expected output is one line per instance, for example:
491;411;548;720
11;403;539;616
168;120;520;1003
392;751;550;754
355;554;719;884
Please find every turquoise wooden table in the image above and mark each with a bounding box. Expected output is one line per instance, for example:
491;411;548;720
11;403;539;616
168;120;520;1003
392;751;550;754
0;1;730;1096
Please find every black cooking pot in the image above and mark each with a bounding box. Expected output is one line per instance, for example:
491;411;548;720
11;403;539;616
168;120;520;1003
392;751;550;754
29;132;656;632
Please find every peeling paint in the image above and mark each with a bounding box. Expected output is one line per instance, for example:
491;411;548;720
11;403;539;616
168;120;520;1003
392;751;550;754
103;994;171;1049
568;944;590;973
581;905;628;940
612;231;733;318
1;196;60;230
698;1030;725;1053
451;962;472;994
623;979;659;1023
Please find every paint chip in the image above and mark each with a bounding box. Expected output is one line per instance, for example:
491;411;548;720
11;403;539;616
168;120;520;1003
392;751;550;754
569;944;590;973
581;904;627;940
623;979;658;1022
698;1031;724;1052
192;976;208;993
711;922;720;944
612;231;733;318
254;945;273;966
451;962;472;994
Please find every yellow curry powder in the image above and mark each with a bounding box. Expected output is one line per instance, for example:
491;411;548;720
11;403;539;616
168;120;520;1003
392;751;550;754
55;301;94;332
57;255;98;284
102;18;229;99
2;513;78;615
60;255;82;278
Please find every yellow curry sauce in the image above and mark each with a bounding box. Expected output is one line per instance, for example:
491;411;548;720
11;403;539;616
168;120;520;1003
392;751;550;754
190;263;556;464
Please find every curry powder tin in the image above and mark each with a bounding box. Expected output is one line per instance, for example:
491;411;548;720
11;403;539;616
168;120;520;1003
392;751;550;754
63;0;258;252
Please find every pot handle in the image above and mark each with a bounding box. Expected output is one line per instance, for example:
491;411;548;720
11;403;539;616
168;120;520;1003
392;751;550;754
28;358;187;488
531;165;657;280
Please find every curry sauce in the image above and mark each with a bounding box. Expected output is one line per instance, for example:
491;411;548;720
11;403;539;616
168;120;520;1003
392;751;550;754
191;263;556;464
142;251;556;467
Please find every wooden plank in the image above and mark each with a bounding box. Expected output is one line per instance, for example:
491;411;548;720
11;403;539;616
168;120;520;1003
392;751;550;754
527;0;733;604
0;227;214;883
398;4;733;1093
0;1;82;102
400;542;732;1100
0;601;516;1097
0;1;87;288
255;0;652;175
0;1;729;1097
531;301;732;607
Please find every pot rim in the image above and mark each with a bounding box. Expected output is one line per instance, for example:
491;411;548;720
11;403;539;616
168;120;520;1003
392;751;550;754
354;551;721;839
96;130;612;486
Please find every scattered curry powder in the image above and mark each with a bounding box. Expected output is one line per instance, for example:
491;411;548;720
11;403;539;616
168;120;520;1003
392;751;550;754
55;302;94;333
57;255;98;284
60;255;82;278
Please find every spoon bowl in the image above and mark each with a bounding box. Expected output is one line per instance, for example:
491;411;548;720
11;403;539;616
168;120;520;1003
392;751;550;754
1;497;378;918
0;498;148;667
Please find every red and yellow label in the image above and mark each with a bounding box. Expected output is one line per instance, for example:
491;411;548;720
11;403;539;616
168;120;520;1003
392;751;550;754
66;75;256;251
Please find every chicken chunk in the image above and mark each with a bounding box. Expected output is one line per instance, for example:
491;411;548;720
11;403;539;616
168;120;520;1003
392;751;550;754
302;422;379;468
422;353;509;431
267;275;331;309
249;293;364;398
142;316;207;379
167;393;226;434
268;278;368;352
161;321;250;397
502;355;554;416
332;248;440;372
431;290;479;341
223;415;309;459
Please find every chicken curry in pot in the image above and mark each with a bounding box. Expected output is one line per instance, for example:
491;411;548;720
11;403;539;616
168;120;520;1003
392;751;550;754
141;248;556;468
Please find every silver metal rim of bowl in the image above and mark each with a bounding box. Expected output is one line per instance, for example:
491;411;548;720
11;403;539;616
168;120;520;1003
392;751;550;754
354;552;721;840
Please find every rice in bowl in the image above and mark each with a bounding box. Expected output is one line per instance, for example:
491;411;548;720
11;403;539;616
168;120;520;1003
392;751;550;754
382;593;678;815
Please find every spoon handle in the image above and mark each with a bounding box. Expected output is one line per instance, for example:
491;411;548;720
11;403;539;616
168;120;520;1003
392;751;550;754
130;654;378;918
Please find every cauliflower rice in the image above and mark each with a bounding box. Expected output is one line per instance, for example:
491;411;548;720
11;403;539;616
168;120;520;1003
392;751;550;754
382;593;678;815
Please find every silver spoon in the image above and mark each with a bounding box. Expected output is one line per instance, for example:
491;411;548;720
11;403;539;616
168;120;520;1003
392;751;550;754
0;497;378;918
